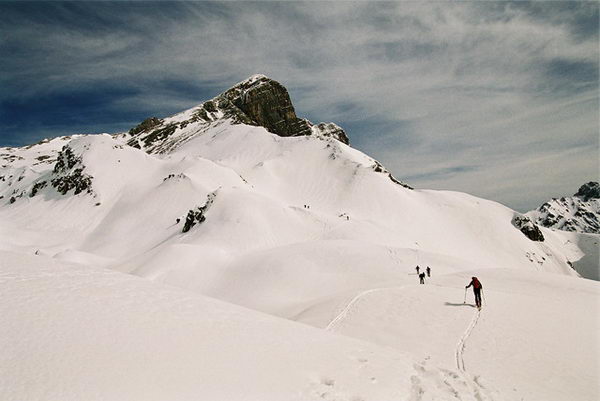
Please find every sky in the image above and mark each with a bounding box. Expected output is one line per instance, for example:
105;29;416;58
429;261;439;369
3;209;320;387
0;1;598;211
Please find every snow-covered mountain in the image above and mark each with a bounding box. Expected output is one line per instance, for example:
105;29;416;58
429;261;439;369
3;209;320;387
527;181;600;234
524;182;600;282
1;75;598;401
125;73;351;153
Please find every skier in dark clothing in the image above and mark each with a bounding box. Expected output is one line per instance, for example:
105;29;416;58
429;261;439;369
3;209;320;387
416;265;420;274
466;277;483;308
419;272;425;284
426;266;431;277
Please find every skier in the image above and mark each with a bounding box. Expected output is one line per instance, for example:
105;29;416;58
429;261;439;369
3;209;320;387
416;265;420;274
419;272;425;284
466;277;483;309
426;266;431;277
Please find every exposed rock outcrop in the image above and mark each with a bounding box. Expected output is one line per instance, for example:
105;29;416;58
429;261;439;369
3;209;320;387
182;191;217;233
371;160;413;189
574;181;600;202
129;117;162;136
30;180;47;197
527;182;600;234
512;214;545;242
311;122;350;145
50;145;93;195
220;74;314;138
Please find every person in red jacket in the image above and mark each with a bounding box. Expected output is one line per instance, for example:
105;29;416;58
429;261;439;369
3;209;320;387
466;277;483;309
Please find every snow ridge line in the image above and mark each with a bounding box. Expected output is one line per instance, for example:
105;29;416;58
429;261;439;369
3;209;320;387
455;309;481;372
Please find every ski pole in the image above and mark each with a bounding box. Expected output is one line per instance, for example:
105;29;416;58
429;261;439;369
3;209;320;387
463;288;467;304
482;289;487;305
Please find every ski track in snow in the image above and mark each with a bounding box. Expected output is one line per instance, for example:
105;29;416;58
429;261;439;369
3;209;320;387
455;308;481;373
327;291;496;401
326;286;483;374
325;287;389;332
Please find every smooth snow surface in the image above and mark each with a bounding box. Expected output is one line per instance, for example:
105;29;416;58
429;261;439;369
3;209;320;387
1;109;598;400
1;251;498;401
550;230;600;280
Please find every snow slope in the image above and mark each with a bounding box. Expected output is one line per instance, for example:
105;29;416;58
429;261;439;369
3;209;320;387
0;251;498;401
318;268;600;401
1;124;580;269
1;124;583;325
548;230;600;281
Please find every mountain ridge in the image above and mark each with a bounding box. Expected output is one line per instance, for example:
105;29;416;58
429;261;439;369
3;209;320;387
0;75;410;206
527;181;600;234
125;74;349;154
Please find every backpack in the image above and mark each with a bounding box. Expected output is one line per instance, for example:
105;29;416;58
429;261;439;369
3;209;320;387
473;278;482;289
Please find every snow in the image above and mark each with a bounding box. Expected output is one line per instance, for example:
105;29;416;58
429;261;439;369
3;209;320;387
320;269;600;401
0;251;496;401
526;193;600;234
233;73;269;87
163;105;203;124
550;230;600;280
1;102;598;400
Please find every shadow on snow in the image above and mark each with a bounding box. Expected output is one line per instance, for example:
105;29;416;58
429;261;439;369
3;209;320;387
444;302;476;308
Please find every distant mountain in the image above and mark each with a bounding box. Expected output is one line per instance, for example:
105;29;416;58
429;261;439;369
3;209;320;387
527;182;600;234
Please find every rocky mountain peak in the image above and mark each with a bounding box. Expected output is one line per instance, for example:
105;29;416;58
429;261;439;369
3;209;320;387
526;181;600;234
219;74;311;138
219;75;350;144
574;181;599;201
126;74;350;152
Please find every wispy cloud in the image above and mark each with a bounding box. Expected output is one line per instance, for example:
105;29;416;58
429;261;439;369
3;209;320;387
0;1;597;211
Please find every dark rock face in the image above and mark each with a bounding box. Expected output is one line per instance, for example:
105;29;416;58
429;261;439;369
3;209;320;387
51;168;93;195
182;208;206;233
140;124;178;148
182;192;217;233
53;146;79;174
30;180;47;197
313;122;350;145
50;145;93;195
221;75;313;138
129;117;162;136
575;182;600;201
512;214;545;242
